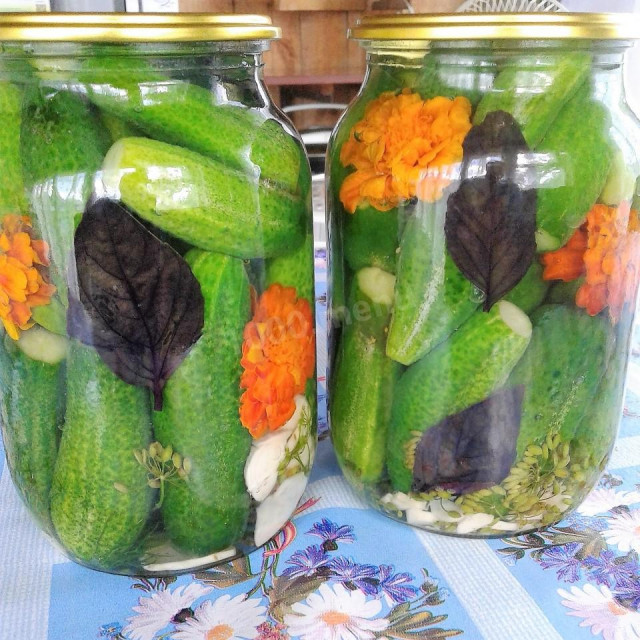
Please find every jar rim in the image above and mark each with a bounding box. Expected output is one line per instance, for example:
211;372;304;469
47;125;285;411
350;12;640;41
0;12;281;42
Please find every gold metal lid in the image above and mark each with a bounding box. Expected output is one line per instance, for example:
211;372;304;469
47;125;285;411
350;12;640;41
0;12;280;42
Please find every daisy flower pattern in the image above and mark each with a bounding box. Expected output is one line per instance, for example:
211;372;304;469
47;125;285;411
284;583;389;640
173;594;267;640
122;583;213;640
558;583;640;640
603;509;640;553
577;489;640;517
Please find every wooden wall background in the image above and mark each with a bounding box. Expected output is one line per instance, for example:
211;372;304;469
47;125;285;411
179;0;462;130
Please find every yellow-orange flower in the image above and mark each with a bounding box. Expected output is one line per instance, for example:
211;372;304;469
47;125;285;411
0;215;55;340
542;202;640;323
240;284;315;439
339;90;473;213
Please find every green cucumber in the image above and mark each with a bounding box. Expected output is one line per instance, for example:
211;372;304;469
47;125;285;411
386;201;478;366
99;111;146;144
79;55;301;192
388;301;532;492
599;150;637;207
153;250;251;555
546;278;584;306
535;85;614;250
21;89;111;306
330;267;401;484
265;232;315;303
0;328;66;530
510;305;611;457
504;262;549;314
102;137;306;259
50;343;154;569
0;82;27;215
473;51;591;147
344;205;399;275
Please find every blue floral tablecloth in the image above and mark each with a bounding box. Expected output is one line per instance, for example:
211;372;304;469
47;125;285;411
2;249;640;640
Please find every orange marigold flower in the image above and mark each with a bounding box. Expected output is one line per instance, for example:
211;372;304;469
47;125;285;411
239;284;315;439
339;90;473;213
0;214;55;340
542;202;640;323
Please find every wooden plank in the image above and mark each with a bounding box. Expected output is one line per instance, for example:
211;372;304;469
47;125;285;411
347;11;365;75
232;0;272;12
410;0;462;11
179;0;233;11
264;10;302;77
275;0;365;10
299;12;349;75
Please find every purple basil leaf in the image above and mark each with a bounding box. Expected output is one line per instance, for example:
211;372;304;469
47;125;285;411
68;198;204;411
445;165;536;311
411;385;524;494
461;110;528;179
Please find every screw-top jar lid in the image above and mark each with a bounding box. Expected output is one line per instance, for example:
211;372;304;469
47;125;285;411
349;12;640;41
0;12;280;42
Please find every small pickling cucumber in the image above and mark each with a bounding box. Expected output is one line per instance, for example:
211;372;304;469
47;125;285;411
473;51;591;147
99;111;146;144
504;262;549;314
535;85;614;250
79;55;301;192
330;267;401;484
386;201;478;366
599;150;637;207
510;305;611;457
50;343;154;570
265;232;315;304
0;328;67;530
546;278;584;306
21;88;111;306
0;82;27;215
388;301;532;492
102;137;306;259
153;250;252;555
344;205;400;274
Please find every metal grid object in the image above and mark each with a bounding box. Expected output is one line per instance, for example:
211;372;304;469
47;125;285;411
457;0;566;11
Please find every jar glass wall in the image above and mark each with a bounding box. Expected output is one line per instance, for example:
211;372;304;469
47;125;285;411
327;14;640;537
0;15;316;574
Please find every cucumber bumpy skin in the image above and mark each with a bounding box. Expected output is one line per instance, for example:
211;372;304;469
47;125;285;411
153;250;252;556
21;89;112;306
387;301;532;492
0;82;28;215
79;55;301;193
343;205;400;275
535;85;614;250
265;232;315;304
50;343;154;570
386;201;478;366
510;305;612;458
504;262;549;314
473;51;591;148
0;328;66;530
330;267;401;484
101;137;306;260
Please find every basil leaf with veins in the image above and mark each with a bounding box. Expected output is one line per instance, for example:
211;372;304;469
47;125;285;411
446;110;536;311
412;385;524;495
68;198;204;411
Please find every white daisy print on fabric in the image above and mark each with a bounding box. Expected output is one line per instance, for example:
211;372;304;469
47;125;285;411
173;593;267;640
122;583;213;640
603;509;640;553
577;488;640;517
284;582;389;640
558;583;640;640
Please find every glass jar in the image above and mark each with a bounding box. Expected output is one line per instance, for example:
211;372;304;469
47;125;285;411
327;13;640;537
0;14;316;574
